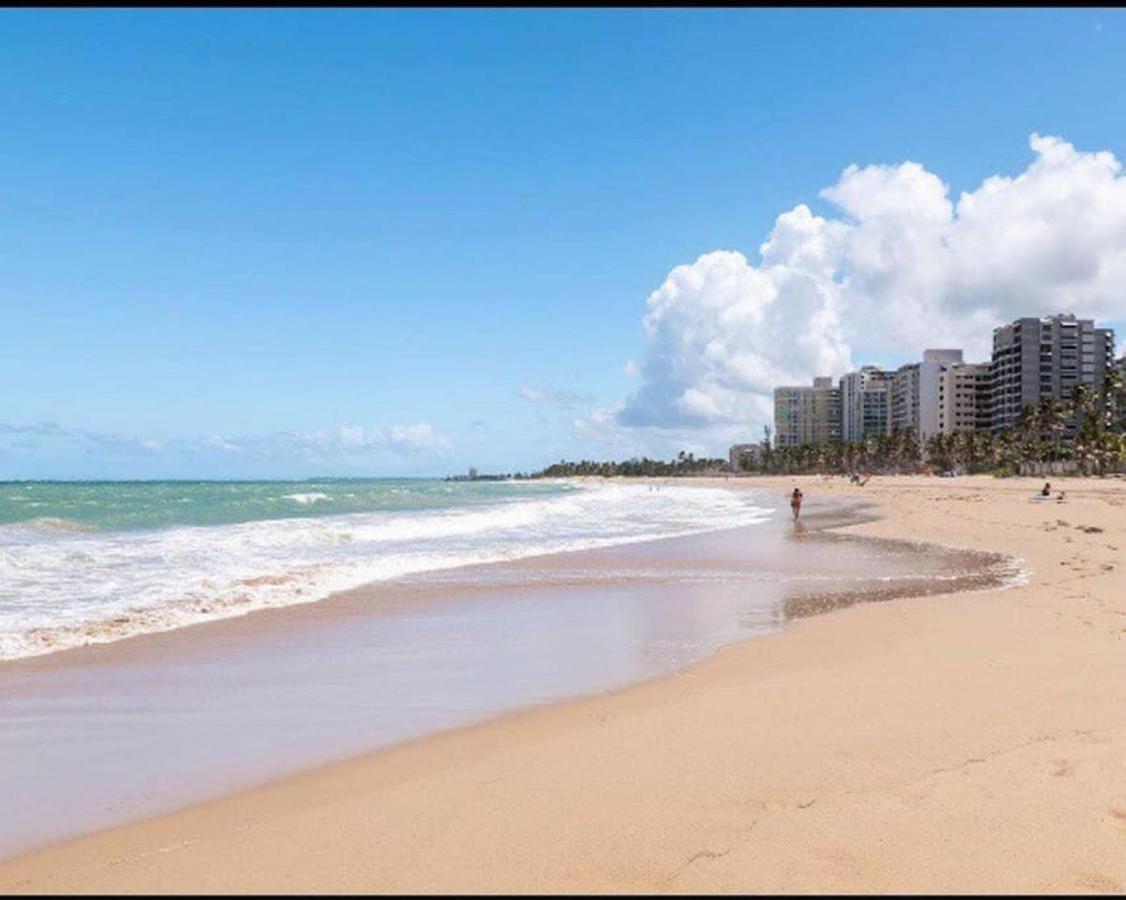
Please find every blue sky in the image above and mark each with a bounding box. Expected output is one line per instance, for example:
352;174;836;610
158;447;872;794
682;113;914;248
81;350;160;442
2;9;1125;478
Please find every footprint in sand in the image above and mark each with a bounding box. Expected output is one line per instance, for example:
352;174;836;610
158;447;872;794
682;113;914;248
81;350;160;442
1051;759;1074;778
1061;872;1122;893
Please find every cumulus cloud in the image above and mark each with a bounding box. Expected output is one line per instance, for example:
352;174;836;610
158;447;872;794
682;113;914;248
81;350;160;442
606;133;1126;446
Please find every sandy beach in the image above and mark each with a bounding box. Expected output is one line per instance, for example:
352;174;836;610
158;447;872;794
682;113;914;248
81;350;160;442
2;474;1124;894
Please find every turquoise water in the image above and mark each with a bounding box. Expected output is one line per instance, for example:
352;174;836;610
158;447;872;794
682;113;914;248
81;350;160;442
0;478;572;532
0;479;775;660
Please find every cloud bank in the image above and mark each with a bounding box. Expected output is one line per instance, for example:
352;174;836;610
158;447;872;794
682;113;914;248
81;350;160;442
0;420;453;478
610;133;1126;446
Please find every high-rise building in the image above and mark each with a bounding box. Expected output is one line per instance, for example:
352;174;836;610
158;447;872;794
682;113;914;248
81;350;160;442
773;377;842;448
890;349;964;441
938;362;992;435
839;366;893;442
991;314;1116;431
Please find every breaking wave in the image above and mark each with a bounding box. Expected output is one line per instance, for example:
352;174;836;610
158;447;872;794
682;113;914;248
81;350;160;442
0;482;774;660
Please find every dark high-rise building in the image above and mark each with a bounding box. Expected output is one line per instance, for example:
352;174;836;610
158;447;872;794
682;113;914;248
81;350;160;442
990;314;1116;432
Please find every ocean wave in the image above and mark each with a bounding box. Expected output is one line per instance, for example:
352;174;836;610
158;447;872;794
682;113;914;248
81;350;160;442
284;492;331;505
0;482;775;661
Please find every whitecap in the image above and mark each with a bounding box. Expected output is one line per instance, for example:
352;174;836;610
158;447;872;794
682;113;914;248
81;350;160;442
284;492;330;505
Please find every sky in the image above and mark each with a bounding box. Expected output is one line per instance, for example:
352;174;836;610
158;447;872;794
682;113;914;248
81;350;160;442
2;8;1126;479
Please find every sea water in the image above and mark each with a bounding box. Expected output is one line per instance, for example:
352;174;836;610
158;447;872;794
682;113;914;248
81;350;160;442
0;479;773;660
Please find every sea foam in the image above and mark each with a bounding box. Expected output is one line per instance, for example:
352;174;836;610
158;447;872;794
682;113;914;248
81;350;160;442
284;492;330;505
0;481;774;660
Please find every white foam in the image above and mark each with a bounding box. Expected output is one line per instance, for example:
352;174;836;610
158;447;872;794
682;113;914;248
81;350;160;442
284;492;330;505
0;482;774;660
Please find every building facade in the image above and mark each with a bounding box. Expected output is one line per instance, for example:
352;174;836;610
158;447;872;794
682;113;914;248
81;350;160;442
728;443;761;471
938;362;992;435
890;349;964;442
991;314;1116;431
839;367;893;442
772;377;842;448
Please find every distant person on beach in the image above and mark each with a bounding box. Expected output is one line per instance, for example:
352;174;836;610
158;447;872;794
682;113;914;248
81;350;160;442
1041;482;1051;497
790;487;803;521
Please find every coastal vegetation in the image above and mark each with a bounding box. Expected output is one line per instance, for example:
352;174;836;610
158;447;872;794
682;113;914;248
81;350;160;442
536;451;728;479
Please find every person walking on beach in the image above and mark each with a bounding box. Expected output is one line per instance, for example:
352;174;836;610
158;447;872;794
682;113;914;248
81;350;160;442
790;487;803;521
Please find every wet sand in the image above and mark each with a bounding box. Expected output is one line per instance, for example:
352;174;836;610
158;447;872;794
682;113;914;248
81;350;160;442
2;475;1123;893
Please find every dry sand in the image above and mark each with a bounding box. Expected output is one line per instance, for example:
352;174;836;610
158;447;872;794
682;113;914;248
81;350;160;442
2;474;1124;894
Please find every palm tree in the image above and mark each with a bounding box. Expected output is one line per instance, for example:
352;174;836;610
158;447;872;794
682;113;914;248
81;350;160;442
1069;383;1100;474
1102;365;1125;433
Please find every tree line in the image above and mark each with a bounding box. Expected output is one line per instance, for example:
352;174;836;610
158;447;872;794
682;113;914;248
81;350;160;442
536;451;728;478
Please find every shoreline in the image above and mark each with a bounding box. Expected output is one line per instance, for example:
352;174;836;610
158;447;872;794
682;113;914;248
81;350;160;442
2;474;1124;892
0;482;838;675
3;478;753;664
0;485;995;860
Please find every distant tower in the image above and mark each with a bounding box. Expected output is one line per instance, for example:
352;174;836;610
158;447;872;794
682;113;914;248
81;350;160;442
468;467;478;480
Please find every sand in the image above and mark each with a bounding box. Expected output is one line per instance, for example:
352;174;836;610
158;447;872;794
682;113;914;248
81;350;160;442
1;474;1124;894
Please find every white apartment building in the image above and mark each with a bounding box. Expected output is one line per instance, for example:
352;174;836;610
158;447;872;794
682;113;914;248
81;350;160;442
728;443;761;471
938;362;992;434
839;367;893;442
773;377;842;448
890;349;963;442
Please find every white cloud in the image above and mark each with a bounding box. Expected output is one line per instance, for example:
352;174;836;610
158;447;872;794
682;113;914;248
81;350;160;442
0;422;168;455
605;133;1126;450
616;246;849;429
0;419;454;473
387;422;450;454
518;384;593;409
337;425;369;448
622;360;640;377
279;422;452;459
204;435;245;454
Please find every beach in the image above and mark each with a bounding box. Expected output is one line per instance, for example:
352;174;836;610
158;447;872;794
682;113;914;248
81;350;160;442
2;474;1124;893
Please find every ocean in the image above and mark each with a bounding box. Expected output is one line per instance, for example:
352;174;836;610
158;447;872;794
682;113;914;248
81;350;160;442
0;478;773;660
